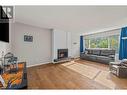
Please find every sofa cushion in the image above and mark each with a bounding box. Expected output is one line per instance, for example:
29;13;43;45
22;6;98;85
87;54;97;57
92;50;100;55
100;50;110;56
87;50;93;54
108;50;115;55
96;56;110;64
109;55;115;58
100;50;115;56
96;56;109;59
87;54;97;60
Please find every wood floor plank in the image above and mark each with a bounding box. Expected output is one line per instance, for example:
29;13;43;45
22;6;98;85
27;60;127;89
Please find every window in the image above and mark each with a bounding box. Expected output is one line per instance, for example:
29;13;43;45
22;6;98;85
109;35;119;53
84;39;89;49
90;37;108;48
84;35;119;53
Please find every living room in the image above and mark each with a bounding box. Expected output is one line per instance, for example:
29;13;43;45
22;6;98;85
0;6;127;89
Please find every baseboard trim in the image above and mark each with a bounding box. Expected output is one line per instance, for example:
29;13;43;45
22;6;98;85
27;61;52;68
27;56;80;68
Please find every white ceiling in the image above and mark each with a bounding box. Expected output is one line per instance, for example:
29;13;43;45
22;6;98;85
15;6;127;34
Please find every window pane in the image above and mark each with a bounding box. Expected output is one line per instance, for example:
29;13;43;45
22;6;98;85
84;39;89;48
90;39;97;48
98;38;108;48
109;35;119;53
90;37;108;48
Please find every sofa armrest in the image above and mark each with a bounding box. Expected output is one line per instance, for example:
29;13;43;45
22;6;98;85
109;55;115;58
123;64;127;67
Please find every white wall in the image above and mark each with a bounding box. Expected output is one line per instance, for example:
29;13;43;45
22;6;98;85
11;22;52;66
0;41;10;58
67;32;72;57
71;33;80;58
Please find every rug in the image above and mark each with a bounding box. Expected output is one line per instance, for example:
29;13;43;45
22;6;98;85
94;71;116;89
61;62;100;79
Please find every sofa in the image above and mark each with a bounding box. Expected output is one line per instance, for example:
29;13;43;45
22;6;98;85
80;49;115;64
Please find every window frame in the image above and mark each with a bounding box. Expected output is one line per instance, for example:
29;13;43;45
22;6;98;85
84;35;120;53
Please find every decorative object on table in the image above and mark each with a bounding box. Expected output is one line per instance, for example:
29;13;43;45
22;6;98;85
24;35;33;42
4;52;18;74
109;59;127;78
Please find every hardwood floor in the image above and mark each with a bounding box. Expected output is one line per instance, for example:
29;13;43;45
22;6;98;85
27;59;127;89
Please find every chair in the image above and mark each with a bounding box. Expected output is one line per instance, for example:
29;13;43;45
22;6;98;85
109;59;127;78
3;52;18;73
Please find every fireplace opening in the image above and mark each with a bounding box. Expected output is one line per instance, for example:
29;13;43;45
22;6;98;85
58;49;68;59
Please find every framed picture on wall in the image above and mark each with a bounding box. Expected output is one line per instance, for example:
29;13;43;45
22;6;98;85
24;35;33;42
